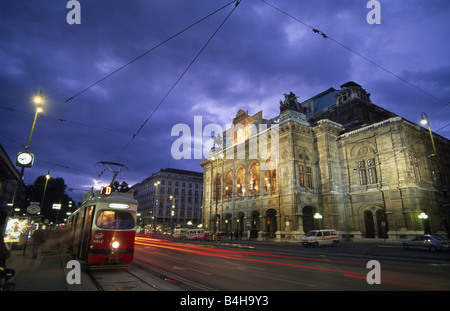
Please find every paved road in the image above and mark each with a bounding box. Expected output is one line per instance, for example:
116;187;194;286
133;235;450;291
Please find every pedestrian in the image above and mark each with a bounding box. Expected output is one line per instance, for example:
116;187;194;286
230;231;233;240
31;227;46;258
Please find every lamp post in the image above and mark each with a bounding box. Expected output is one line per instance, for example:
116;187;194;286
40;172;50;210
11;90;44;213
169;195;177;234
153;180;160;233
211;154;223;239
420;112;448;234
420;112;437;158
26;90;44;152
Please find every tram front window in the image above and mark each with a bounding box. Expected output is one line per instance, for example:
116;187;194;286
96;211;135;229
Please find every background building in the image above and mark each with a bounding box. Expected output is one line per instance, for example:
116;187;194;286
200;82;449;241
132;168;203;233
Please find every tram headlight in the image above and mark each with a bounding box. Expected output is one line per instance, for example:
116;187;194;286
112;241;120;249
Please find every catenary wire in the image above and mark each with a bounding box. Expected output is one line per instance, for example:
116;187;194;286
0;105;173;143
64;0;238;104
112;0;242;160
260;0;450;109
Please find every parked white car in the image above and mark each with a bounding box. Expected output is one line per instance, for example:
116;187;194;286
185;229;205;239
302;229;339;247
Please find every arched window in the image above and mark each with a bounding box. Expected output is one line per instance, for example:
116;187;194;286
249;162;260;195
264;156;277;192
298;152;313;189
236;166;245;197
224;170;233;198
358;158;377;185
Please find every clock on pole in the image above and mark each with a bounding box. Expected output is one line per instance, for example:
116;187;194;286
16;152;34;168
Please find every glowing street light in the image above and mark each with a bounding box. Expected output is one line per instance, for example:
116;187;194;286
26;89;44;152
418;212;428;220
418;212;429;234
34;91;42;104
420;112;437;158
41;171;50;210
314;212;323;230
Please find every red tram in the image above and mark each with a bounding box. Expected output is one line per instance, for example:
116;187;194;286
66;186;138;266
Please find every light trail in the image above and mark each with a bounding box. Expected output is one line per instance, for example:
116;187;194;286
134;235;447;291
136;235;363;266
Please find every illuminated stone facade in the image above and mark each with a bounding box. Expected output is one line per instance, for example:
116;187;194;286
200;82;450;241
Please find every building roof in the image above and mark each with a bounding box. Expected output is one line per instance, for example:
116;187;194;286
302;87;340;113
158;168;203;178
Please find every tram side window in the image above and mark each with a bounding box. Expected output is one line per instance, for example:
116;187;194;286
96;211;135;229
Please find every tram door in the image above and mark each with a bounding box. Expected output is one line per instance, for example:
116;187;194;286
79;206;94;259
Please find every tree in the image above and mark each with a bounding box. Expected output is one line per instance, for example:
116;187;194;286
28;175;75;224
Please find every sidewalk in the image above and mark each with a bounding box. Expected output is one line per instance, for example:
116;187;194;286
6;244;72;291
5;241;177;291
5;240;104;291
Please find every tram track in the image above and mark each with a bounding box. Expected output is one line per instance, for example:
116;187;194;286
86;270;105;291
131;259;217;291
85;264;168;291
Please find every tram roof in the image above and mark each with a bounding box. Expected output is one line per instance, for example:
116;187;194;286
82;187;136;205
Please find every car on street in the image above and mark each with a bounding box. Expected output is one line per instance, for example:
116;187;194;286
402;234;449;252
301;229;339;247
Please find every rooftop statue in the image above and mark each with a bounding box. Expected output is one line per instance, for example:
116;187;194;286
280;92;303;113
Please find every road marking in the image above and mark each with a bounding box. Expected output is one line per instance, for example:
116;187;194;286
252;273;319;288
134;259;218;291
173;265;214;275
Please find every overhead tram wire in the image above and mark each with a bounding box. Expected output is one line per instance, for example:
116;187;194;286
260;0;450;109
112;0;242;160
64;0;238;104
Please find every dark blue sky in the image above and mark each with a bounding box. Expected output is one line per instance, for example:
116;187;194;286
1;0;449;202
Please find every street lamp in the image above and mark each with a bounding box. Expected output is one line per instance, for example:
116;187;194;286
40;172;50;210
11;90;44;213
153;181;160;233
420;112;437;158
169;195;177;233
418;212;428;220
26;90;44;152
211;154;223;238
418;212;429;234
314;212;323;230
